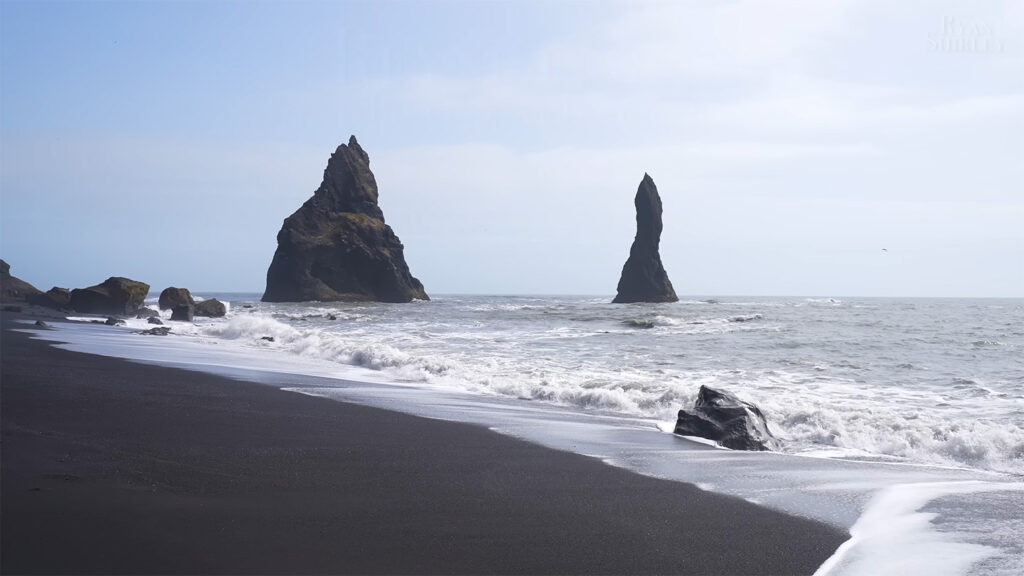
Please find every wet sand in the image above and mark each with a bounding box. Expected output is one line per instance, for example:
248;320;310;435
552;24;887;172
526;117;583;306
1;312;847;574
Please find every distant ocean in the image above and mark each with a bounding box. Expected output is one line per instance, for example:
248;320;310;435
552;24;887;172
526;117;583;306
36;294;1024;576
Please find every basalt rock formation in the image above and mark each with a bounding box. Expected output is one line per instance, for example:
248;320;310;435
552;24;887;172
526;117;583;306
159;287;194;310
673;386;776;451
171;304;194;322
612;174;678;304
262;136;428;303
29;287;72;310
194;298;226;318
69;277;150;316
0;260;42;302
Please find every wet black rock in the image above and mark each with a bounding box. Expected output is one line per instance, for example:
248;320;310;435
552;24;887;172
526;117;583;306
135;307;160;319
0;260;42;302
612;174;678;304
729;314;762;323
104;317;126;326
260;336;275;342
673;386;776;451
194;298;226;318
262;136;428;303
35;320;49;327
159;287;194;310
147;317;164;325
29;287;72;310
140;326;171;336
70;277;150;315
171;304;194;322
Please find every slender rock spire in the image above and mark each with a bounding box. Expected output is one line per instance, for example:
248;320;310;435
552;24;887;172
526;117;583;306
612;174;678;303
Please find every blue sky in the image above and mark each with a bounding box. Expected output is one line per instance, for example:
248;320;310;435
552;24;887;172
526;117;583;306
2;0;1021;296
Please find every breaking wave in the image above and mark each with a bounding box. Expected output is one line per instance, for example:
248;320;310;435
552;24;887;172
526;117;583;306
182;298;1024;476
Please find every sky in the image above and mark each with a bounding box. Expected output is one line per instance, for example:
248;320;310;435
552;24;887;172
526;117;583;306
1;0;1021;297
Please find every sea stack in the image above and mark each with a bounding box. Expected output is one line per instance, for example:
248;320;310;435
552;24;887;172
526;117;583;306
262;136;428;303
612;174;678;303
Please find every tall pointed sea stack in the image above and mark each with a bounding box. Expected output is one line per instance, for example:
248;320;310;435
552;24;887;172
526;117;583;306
262;136;428;303
612;174;678;303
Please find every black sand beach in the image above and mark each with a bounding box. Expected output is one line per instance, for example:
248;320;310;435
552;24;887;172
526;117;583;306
2;313;847;575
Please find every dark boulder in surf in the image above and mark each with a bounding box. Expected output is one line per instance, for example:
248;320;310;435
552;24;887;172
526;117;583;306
673;386;776;451
262;136;428;303
194;298;226;318
612;174;678;304
0;260;42;302
159;287;194;310
171;304;194;322
69;277;150;316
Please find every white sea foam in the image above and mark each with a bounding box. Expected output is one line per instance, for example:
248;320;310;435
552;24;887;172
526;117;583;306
143;299;1024;477
58;295;1024;476
815;481;1024;576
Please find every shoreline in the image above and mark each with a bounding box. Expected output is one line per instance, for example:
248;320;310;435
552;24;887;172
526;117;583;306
1;311;847;575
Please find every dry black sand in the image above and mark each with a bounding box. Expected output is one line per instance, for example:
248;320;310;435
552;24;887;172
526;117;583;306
1;313;847;574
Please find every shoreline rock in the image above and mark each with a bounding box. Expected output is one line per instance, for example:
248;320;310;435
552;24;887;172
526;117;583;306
171;304;194;322
69;277;150;316
28;287;72;310
0;260;42;302
673;386;776;451
194;298;226;318
159;287;194;311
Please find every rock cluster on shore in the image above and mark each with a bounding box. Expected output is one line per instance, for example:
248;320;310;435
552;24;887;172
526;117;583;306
262;136;428;303
612;174;678;304
0;261;228;325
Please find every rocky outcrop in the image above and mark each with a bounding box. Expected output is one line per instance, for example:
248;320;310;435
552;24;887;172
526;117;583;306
69;277;150;316
135;307;160;319
171;305;194;322
159;287;194;310
194;298;226;317
28;287;72;310
673;386;776;451
0;260;42;302
262;136;428;303
612;174;678;304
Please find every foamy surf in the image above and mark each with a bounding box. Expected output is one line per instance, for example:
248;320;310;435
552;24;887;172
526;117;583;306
111;295;1024;476
815;481;1024;576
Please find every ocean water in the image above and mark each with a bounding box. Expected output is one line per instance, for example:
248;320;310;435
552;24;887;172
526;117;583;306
181;294;1023;475
24;294;1024;576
